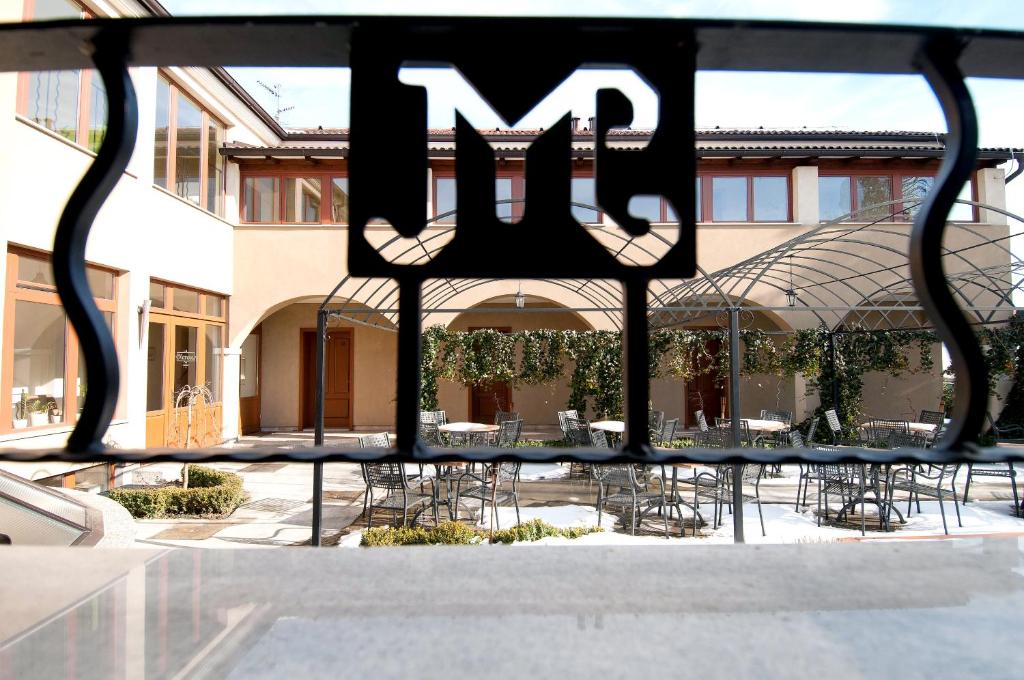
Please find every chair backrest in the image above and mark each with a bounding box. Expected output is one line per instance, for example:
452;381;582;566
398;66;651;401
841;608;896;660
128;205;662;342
648;409;665;434
888;430;928;449
497;419;523;447
694;409;709;432
919;409;945;426
695;427;731;449
657;418;679;445
825;409;842;434
358;432;391;448
419;421;442;447
494;410;520;425
495;461;521;483
719;419;753;446
361;462;408;490
557;410;579;437
592;463;639;489
760;409;793;423
565;416;592;446
420;410;447;426
805;416;820;445
788;430;805;448
590;429;611;449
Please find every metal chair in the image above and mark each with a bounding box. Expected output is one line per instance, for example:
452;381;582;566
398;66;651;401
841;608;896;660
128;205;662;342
494;410;520;425
564;416;593;447
418;421;444;447
964;462;1019;517
592;463;680;537
725;464;767;536
496;418;523;447
648;409;665;437
760;409;792;424
454;462;522;529
888;462;962;535
812;459;857;528
805;416;821;446
557;409;580;444
864;419;910;447
694;409;710;432
919;409;945;426
420;410;447;426
825;408;843;443
360;460;438;530
590;429;611;449
675;428;731;530
655;417;679;446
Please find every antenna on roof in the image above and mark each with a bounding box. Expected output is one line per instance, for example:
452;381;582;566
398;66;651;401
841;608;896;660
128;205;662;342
256;81;296;124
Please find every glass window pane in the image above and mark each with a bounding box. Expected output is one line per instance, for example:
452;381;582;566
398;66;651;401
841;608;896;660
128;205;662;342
172;288;200;314
712;177;747;221
243;177;279;222
284;177;323;223
204;326;223;402
205;296;223;317
435;177;456;223
571;177;598;223
240;333;260;399
496;178;513;223
175;94;202;205
149;282;165;308
818;176;851;222
153;77;170;189
950;181;974;222
86;268;114;300
25;71;80;142
753;176;788;221
11;301;66;428
667;177;698;222
628;195;661;222
147;322;165;411
331;178;349;223
87;73;106;153
900;176;934;218
77;312;112;420
206;119;224;215
16;256;54;287
172;325;198;398
855;176;892;221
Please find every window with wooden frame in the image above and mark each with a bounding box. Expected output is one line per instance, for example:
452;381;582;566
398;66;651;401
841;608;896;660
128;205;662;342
2;248;118;434
16;0;108;153
431;173;522;224
706;174;791;223
239;171;351;224
818;171;976;223
153;73;226;216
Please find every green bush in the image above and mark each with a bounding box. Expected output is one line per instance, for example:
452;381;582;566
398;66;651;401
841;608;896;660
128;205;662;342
359;518;601;546
105;465;246;519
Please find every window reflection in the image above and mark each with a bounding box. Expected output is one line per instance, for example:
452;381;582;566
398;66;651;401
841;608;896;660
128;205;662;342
571;177;599;223
284;177;322;222
243;177;279;222
331;178;350;223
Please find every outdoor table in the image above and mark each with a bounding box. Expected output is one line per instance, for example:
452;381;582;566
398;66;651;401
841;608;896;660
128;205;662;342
743;418;790;433
859;421;937;435
825;446;905;535
438;422;500;448
591;420;626;433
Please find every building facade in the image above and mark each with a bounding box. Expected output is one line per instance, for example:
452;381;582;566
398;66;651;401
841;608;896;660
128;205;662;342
0;1;1017;489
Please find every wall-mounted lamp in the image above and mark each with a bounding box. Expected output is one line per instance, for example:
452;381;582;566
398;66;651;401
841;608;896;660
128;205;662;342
138;298;151;348
514;283;525;309
785;255;798;307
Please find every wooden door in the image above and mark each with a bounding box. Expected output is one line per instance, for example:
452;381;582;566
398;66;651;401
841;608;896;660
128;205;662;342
239;326;261;434
685;337;727;427
468;326;512;424
301;329;353;429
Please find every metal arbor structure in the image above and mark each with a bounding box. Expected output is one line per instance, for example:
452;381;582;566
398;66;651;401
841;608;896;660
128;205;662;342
2;16;1024;548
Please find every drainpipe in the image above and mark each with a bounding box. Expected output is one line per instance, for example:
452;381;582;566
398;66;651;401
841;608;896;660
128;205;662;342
728;308;744;544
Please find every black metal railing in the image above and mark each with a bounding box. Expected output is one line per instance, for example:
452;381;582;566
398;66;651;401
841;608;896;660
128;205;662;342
1;16;1023;545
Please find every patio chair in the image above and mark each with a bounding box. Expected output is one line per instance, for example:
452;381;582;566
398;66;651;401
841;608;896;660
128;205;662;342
723;464;767;536
420;410;447;426
760;409;792;424
675;428;732;530
590;429;611;449
495;418;523;447
654;417;679;446
716;418;759;447
919;409;945;427
888;462;962;535
419;421;444;447
864;419;910;447
593;463;680;537
454;462;522;529
648;409;665;437
812;459;857;528
494;410;520;425
557;409;580;444
964;461;1019;517
825;408;843;443
360;461;438;530
565;416;593;447
805;416;821;446
694;409;710;432
985;411;1024;443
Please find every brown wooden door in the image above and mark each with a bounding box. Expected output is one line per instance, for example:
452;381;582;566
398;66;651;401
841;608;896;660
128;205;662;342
302;329;353;429
468;326;512;424
239;326;261;435
685;337;727;427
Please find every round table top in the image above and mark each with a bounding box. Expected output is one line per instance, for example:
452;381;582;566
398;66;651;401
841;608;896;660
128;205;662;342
743;419;790;432
859;421;937;433
591;420;626;433
438;421;500;433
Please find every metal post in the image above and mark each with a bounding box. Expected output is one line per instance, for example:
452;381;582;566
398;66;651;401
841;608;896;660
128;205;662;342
623;278;651;452
396;278;423;453
828;330;840;414
729;308;744;544
312;309;327;546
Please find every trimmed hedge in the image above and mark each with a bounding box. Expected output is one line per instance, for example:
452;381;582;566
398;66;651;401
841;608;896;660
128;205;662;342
360;519;601;546
106;465;246;519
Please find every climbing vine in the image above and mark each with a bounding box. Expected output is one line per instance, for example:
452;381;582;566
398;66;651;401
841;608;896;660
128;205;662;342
418;322;1024;431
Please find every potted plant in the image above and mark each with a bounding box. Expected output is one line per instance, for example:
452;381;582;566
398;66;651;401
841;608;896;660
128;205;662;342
12;391;28;429
29;397;50;427
48;400;62;424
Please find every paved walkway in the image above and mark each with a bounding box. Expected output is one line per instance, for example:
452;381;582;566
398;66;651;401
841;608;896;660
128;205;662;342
129;431;1024;549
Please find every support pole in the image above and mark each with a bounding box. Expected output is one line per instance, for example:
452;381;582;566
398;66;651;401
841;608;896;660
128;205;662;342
312;309;327;546
396;278;423;453
622;278;651;453
729;308;744;544
828;330;840;415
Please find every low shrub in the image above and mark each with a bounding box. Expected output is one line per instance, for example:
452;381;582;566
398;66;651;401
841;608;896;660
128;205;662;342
105;465;247;519
360;518;601;546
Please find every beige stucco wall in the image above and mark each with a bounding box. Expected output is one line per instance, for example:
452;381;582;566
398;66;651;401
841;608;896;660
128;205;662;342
258;303;397;429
